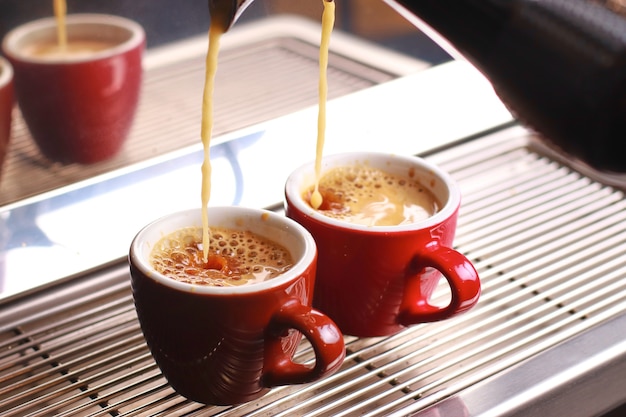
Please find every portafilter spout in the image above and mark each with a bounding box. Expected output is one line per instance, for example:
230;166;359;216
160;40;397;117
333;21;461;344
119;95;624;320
207;0;255;31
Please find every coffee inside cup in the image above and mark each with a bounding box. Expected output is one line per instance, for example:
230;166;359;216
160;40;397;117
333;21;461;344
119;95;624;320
5;19;138;63
150;226;294;287
21;39;118;59
304;164;441;226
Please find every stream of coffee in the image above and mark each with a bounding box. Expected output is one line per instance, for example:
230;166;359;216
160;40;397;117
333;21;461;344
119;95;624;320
200;1;335;259
53;0;67;52
200;21;225;261
310;0;335;210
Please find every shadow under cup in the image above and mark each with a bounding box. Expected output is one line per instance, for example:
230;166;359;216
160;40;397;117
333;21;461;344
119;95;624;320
2;14;144;164
285;152;482;337
129;207;345;405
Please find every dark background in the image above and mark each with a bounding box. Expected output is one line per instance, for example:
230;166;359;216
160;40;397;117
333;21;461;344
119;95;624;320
0;0;451;64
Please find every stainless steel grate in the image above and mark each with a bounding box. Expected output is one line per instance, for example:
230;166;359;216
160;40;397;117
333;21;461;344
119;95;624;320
1;127;625;416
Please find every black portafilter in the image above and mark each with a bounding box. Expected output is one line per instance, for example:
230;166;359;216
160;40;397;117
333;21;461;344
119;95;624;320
209;0;626;175
389;0;626;175
207;0;254;30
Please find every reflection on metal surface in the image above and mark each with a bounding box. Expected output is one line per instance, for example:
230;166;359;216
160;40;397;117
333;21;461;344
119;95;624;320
419;314;626;417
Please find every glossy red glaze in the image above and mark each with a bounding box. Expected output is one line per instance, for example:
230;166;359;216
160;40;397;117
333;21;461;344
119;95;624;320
0;57;13;179
285;152;481;337
129;207;345;405
2;14;144;164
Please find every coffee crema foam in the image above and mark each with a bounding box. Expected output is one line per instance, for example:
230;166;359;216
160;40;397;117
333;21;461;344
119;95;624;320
150;226;294;287
305;165;440;226
22;40;117;59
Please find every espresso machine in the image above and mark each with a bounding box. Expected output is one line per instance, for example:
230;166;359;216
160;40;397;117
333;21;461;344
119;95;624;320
1;1;626;416
212;0;626;175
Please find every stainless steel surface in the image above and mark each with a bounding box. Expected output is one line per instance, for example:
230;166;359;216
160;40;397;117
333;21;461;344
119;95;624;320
420;314;626;417
1;126;625;416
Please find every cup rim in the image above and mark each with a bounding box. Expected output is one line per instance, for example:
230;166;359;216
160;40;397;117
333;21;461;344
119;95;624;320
0;56;13;87
2;13;145;64
285;151;461;232
129;206;317;295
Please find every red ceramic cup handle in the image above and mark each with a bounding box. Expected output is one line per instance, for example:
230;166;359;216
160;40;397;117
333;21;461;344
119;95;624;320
399;245;481;324
262;299;345;387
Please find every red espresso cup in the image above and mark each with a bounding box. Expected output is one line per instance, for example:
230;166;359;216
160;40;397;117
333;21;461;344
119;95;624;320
285;152;481;337
0;56;13;180
2;14;144;164
129;207;345;405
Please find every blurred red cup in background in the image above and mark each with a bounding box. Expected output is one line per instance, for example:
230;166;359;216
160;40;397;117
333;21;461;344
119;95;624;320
2;14;144;164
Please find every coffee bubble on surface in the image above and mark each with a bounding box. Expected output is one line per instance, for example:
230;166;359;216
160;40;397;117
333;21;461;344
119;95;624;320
150;227;294;286
306;165;440;226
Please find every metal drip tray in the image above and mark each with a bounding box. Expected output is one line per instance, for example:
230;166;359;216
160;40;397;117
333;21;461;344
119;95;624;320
1;127;625;416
